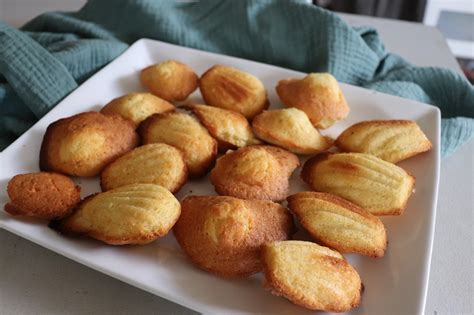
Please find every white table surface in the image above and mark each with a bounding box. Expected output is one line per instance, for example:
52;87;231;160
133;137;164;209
0;2;472;315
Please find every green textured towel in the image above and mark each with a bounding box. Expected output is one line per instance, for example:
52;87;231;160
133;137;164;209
0;0;473;156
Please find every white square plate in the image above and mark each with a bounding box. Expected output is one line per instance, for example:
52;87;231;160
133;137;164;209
0;39;440;315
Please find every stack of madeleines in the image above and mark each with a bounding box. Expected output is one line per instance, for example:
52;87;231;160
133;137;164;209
4;59;432;313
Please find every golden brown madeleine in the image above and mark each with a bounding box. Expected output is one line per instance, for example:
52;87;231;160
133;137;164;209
40;112;139;177
276;73;349;129
287;192;387;257
139;111;217;178
302;153;415;215
55;184;180;245
183;103;261;151
100;143;187;193
199;65;269;119
173;196;294;277
252;108;333;154
336;119;432;163
140;60;198;101
101;92;174;127
210;145;299;201
262;241;361;312
5;172;80;220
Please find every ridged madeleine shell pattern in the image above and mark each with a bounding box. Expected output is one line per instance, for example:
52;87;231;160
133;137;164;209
302;153;415;215
252;108;332;154
139;111;218;178
262;241;361;312
199;65;269;118
101;143;187;193
57;184;180;245
336;120;432;163
184;104;261;151
287;192;387;257
101;92;174;127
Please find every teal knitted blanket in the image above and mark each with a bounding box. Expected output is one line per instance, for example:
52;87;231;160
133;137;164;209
1;0;473;156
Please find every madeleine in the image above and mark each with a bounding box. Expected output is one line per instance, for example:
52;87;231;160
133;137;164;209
252;108;332;154
287;192;387;257
55;184;180;245
262;241;362;312
302;153;415;215
139;111;217;178
276;73;349;129
101;143;187;193
184;103;261;151
40;112;139;177
336;119;432;163
210;145;299;201
199;65;269;118
101;92;174;127
5;172;80;220
173;196;294;277
140;60;198;101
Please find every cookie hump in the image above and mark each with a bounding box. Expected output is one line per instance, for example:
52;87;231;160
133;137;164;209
173;196;294;277
140;60;198;101
210;145;299;201
276;73;349;129
5;172;80;220
40;111;139;177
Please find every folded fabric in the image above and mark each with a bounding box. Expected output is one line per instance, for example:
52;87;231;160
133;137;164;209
0;0;472;157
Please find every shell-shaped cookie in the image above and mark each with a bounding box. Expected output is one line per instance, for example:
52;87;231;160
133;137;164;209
199;65;269;119
56;184;180;245
100;143;187;193
302;153;415;215
210;145;300;201
336;120;432;163
5;172;81;220
287;192;387;257
140;60;198;101
184;103;261;151
139;111;217;178
276;73;349;129
262;241;361;312
252;108;333;154
173;196;294;277
101;92;174;127
40;112;139;177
